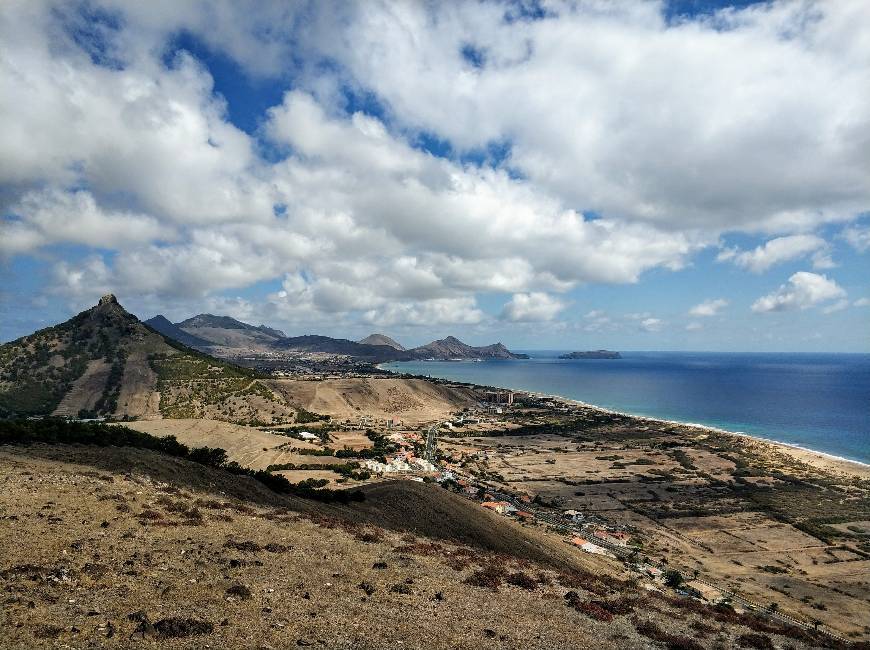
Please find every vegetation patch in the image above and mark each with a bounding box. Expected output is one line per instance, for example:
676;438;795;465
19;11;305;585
0;419;365;503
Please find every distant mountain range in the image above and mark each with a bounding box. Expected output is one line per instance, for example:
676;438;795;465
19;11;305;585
145;315;526;361
410;336;527;360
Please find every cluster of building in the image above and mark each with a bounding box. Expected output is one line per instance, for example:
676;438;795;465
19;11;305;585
362;453;436;475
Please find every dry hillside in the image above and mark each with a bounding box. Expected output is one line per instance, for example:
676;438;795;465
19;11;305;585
268;377;477;425
0;296;301;425
0;443;847;650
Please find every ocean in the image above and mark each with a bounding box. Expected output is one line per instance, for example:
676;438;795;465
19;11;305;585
382;352;870;465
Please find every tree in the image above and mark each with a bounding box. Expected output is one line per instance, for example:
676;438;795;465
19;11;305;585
664;569;683;589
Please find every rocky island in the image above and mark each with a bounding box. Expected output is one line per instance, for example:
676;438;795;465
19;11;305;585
559;350;622;359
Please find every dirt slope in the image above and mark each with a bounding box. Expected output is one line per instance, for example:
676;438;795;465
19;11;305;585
0;445;835;650
269;377;477;425
51;359;111;417
123;419;323;470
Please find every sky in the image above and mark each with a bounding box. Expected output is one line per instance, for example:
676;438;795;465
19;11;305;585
0;0;868;352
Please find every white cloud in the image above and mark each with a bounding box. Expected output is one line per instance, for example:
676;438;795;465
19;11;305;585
500;292;566;322
853;297;870;307
311;1;870;235
686;321;703;331
2;2;869;334
1;189;166;255
689;298;728;317
822;299;850;314
640;317;664;332
842;225;870;252
751;272;847;313
717;235;830;273
363;297;484;327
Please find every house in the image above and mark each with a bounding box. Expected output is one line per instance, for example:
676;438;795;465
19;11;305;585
513;510;535;520
570;537;613;557
297;431;320;441
412;458;436;472
563;509;584;522
363;460;389;474
481;501;516;515
608;531;631;546
644;566;663;579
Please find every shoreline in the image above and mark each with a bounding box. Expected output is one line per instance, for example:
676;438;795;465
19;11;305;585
379;363;870;479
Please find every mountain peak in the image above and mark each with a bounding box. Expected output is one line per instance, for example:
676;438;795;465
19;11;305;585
410;336;527;359
98;293;118;306
358;333;406;351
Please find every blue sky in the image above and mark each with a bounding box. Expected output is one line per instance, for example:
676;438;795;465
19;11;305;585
1;1;868;351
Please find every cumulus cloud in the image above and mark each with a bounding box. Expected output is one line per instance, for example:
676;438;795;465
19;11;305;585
689;298;728;317
308;1;870;234
853;297;870;307
842;224;870;252
822;299;850;314
500;292;566;322
751;272;847;313
1;1;869;334
640;317;664;332
362;297;484;327
716;235;830;273
582;310;612;333
1;189;165;255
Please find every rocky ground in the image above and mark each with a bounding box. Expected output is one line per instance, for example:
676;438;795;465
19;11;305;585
0;445;852;649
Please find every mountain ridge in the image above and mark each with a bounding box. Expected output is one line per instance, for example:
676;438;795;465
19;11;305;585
147;313;527;361
410;336;528;360
358;333;406;351
144;315;215;348
0;296;298;424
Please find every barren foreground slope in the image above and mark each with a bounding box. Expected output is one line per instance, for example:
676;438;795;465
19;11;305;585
0;445;841;649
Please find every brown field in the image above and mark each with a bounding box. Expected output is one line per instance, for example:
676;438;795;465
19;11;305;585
447;423;870;640
123;419;323;470
329;428;375;450
275;469;341;485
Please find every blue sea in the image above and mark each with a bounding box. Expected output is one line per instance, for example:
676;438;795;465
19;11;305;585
382;352;870;465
